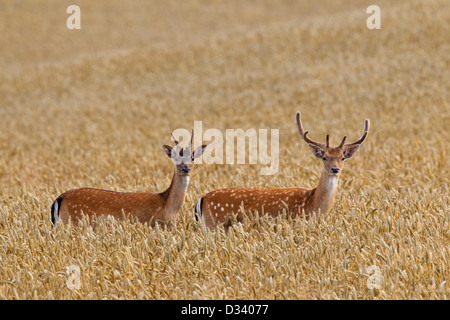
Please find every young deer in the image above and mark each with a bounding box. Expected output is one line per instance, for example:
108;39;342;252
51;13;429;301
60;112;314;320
195;111;369;228
51;131;207;227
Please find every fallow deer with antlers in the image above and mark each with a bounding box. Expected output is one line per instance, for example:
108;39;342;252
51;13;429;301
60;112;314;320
194;111;369;228
51;131;207;226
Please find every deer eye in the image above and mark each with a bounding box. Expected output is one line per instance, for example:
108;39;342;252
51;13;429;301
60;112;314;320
322;157;327;161
342;157;345;161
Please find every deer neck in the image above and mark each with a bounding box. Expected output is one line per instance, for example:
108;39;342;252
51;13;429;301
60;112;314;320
311;171;339;217
161;169;190;221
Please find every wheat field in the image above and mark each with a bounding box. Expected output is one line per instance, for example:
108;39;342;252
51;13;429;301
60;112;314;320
0;0;448;300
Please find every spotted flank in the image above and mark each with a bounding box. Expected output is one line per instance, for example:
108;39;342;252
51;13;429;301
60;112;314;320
194;197;204;222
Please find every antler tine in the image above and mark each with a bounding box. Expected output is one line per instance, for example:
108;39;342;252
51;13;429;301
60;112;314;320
345;119;370;146
326;135;330;148
296;111;326;149
338;135;347;148
190;128;194;151
171;132;179;145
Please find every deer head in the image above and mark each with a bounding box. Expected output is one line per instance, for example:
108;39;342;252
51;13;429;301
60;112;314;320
163;129;208;176
296;111;369;176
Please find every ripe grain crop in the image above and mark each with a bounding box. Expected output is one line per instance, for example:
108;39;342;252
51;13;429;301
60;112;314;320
0;0;448;299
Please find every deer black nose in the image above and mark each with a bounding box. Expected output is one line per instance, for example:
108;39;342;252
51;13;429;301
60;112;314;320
331;167;340;174
182;167;190;173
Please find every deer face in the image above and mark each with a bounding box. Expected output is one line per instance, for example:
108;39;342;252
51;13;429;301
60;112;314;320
163;129;207;176
163;144;207;176
308;144;361;176
296;111;369;176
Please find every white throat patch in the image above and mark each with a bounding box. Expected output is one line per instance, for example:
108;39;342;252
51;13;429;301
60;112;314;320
327;176;338;192
181;175;190;188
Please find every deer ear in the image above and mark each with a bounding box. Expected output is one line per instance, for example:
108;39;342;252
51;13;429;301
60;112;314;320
193;145;208;159
162;145;174;158
344;144;360;159
308;144;324;159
